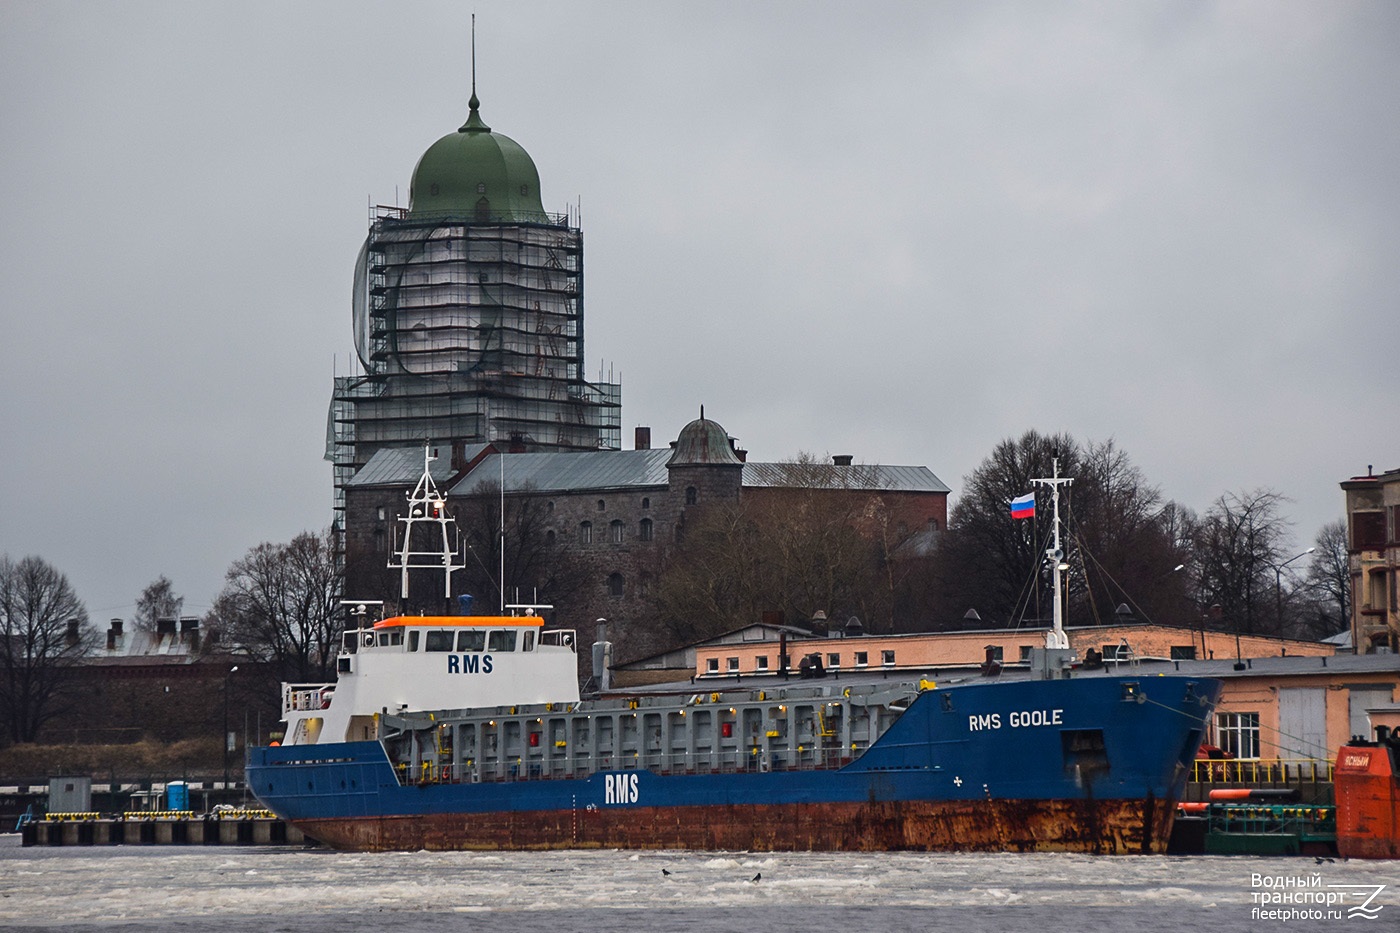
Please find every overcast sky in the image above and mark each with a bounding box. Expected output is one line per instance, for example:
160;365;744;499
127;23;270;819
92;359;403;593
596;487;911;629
2;1;1396;622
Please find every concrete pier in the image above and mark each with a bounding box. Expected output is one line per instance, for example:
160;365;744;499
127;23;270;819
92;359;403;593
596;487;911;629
21;812;307;847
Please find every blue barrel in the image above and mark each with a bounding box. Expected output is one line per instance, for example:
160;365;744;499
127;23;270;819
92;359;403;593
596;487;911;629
167;781;189;811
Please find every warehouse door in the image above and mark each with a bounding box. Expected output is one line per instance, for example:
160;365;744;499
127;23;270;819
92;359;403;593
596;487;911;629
1277;688;1328;760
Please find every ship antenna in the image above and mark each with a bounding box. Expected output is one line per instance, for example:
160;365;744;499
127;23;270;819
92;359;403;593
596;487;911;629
1031;457;1074;651
389;441;466;601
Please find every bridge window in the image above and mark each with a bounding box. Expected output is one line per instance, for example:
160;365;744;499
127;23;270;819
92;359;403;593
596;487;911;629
408;631;420;652
425;631;453;652
456;630;486;652
488;630;518;652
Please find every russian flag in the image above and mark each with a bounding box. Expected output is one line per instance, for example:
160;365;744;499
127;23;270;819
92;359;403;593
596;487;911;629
1009;492;1035;520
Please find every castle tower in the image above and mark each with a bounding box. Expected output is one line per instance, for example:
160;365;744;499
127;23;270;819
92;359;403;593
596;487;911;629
329;90;622;524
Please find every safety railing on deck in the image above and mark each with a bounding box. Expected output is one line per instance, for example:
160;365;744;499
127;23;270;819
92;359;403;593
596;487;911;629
283;683;335;714
1189;757;1334;785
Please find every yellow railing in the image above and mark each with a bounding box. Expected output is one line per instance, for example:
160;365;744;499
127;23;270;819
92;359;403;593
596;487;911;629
1190;757;1334;784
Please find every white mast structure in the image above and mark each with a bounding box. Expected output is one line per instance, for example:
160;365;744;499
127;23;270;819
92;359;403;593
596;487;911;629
390;443;466;600
1032;457;1074;651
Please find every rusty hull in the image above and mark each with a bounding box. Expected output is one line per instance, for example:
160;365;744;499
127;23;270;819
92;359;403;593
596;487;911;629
295;795;1171;854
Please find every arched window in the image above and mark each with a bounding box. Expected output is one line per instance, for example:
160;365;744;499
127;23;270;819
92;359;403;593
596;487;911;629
579;521;592;545
597;499;606;511
685;486;698;505
610;520;624;544
641;497;650;510
639;518;653;542
545;530;556;547
607;573;624;598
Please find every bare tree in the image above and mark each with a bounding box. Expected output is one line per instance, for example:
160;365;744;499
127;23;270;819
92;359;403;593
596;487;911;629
936;431;1080;627
452;482;591;615
1299;519;1350;640
933;431;1182;629
0;555;93;744
649;454;893;647
209;531;340;682
133;575;182;632
1191;489;1293;635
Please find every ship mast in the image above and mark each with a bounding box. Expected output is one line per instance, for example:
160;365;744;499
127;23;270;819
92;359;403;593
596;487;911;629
389;443;466;600
1032;457;1074;651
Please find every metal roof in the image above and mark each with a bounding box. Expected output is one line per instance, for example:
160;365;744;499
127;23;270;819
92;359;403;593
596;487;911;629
352;445;952;497
348;444;487;488
451;449;673;496
741;462;949;493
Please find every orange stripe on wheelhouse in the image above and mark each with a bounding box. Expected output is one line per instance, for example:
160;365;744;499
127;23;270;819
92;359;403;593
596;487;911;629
372;615;544;629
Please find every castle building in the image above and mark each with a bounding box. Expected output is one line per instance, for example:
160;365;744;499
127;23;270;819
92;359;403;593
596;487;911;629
329;91;949;647
341;413;950;639
328;89;621;528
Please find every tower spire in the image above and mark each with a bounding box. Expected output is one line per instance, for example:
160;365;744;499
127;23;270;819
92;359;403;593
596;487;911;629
460;14;490;133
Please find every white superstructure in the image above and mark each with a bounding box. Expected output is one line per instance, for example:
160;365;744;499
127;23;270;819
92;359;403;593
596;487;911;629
281;612;579;746
279;442;579;747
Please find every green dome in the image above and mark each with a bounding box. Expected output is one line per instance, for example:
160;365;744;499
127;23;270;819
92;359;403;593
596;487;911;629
408;95;547;221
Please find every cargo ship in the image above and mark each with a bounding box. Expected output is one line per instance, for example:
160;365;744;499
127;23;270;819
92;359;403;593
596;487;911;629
248;452;1220;852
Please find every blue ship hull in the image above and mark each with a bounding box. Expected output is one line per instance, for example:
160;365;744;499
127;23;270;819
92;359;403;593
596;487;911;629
248;673;1219;853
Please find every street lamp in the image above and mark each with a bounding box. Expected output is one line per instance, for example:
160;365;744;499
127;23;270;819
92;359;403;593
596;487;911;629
222;665;239;791
1274;548;1316;630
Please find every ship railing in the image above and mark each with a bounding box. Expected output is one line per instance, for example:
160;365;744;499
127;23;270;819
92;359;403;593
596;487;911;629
438;745;851;785
1188;757;1334;785
283;683;336;714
